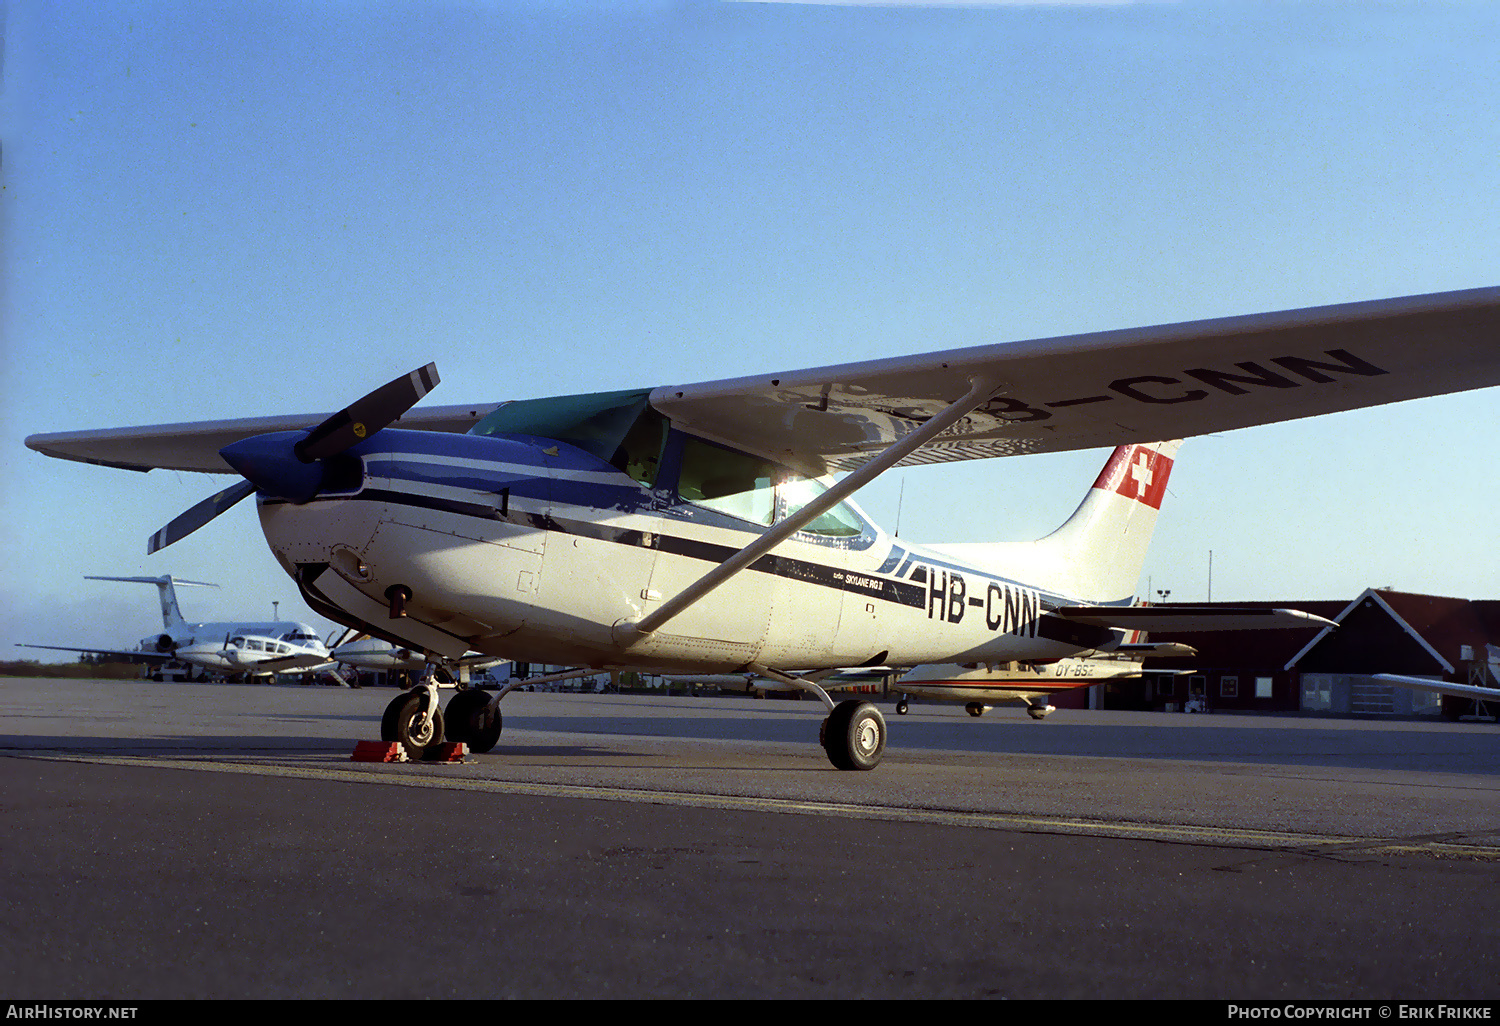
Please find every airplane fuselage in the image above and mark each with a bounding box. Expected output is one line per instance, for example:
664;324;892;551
260;429;1117;674
895;657;1148;707
144;619;321;654
165;623;329;674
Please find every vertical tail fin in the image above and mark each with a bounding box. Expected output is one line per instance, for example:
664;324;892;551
927;441;1181;605
1037;440;1181;603
84;575;218;632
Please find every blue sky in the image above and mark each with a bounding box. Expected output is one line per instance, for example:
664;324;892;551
3;1;1497;657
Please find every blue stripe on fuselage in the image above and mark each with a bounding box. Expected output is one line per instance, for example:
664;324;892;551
350;429;654;514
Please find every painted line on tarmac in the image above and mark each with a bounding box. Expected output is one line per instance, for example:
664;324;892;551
10;748;1499;859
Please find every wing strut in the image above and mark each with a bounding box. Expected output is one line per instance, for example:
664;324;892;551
631;375;1001;637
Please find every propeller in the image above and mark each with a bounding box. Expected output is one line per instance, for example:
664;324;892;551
147;363;439;554
148;479;257;554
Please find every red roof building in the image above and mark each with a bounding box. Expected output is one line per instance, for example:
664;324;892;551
1132;589;1500;717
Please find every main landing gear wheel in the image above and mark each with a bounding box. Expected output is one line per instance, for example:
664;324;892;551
821;700;886;771
895;697;909;715
380;690;446;760
965;702;987;718
444;689;502;753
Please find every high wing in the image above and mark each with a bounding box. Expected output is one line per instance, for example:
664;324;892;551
25;403;500;474
23;287;1500;477
650;286;1500;474
249;653;337;672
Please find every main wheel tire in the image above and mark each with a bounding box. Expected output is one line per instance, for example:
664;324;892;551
382;691;445;760
966;702;986;717
380;691;408;742
445;689;502;753
821;700;886;771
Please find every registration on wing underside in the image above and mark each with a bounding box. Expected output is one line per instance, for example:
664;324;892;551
650;287;1500;474
805;346;1397;470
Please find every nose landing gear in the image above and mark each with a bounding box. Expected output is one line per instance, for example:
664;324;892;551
380;683;446;760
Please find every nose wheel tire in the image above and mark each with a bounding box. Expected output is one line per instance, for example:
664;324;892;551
380;691;447;760
965;702;987;717
895;698;909;715
821;700;887;771
445;689;503;753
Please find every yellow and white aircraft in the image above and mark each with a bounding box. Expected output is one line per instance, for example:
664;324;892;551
329;633;509;684
892;650;1191;720
19;575;333;681
26;287;1500;767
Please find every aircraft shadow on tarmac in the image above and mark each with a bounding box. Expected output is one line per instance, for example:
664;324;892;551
4;710;1494;776
2;734;369;753
456;711;1500;776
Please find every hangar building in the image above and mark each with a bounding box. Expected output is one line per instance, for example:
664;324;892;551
1121;588;1500;718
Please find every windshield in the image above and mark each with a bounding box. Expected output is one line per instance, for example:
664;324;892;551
779;476;868;538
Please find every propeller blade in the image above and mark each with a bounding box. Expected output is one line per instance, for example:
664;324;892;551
147;479;256;555
294;363;440;463
329;628;366;649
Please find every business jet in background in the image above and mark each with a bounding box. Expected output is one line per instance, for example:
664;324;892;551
19;575;332;681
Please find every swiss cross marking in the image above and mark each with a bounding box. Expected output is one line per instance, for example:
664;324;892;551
1129;451;1153;497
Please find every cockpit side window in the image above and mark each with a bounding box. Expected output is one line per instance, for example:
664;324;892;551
677;436;776;527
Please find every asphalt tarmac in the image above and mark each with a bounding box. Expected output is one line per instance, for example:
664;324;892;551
2;677;1497;1000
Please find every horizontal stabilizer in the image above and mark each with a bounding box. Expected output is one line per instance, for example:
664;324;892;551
1115;642;1199;657
84;575;218;588
15;643;171;662
1056;606;1336;632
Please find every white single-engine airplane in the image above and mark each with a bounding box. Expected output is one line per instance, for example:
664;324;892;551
20;575;333;680
27;287;1500;767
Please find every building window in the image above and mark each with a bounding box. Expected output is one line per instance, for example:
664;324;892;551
1156;675;1174;697
1301;674;1334;712
1220;675;1239;698
1255;676;1273;699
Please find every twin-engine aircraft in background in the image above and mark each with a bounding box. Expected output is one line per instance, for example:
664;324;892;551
27;287;1500;768
19;575;333;681
328;631;510;684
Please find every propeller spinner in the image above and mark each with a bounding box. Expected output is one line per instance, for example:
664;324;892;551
147;363;439;554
